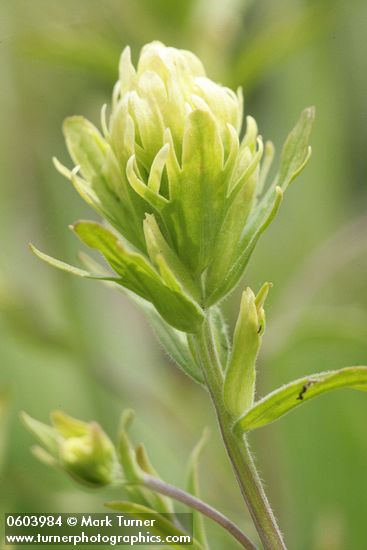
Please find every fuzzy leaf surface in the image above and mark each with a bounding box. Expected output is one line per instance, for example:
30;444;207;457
235;366;367;433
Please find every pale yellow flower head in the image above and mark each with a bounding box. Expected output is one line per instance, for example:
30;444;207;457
36;41;313;331
113;41;243;166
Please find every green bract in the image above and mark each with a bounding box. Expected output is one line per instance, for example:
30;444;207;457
33;41;314;332
223;282;270;418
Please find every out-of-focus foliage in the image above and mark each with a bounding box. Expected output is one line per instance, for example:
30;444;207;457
0;1;366;548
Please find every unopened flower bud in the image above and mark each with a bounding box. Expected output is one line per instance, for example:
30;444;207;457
22;411;116;487
223;283;272;418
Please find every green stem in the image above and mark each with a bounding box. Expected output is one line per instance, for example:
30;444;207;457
190;317;286;550
141;474;257;549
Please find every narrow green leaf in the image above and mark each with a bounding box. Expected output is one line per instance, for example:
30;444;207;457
51;410;89;438
135;444;174;514
206;108;314;305
204;169;258;304
165;109;227;274
32;222;204;333
62;116;147;251
117;412;174;514
126;155;169;212
30;244;116;281
72;221;204;333
54;154;146;253
66;162;145;253
148;144;170;193
206;186;283;305
20;412;59;456
143;214;200;301
63;116;107;181
116;411;146;507
204;116;263;303
135;443;160;478
117;411;141;479
186;429;210;549
234;366;367;434
277;107;315;190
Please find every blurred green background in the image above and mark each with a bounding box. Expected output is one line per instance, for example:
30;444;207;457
0;1;367;548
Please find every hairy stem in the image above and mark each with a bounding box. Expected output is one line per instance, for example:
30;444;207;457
142;474;257;549
190;317;286;549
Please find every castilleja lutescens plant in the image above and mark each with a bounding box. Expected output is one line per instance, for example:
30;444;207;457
24;42;367;549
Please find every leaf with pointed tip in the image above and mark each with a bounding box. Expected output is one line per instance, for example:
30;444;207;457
117;411;174;514
143;214;200;301
186;429;210;549
72;221;204;333
148;144;170;193
135;444;174;514
204;171;258;303
51;410;89;438
206;107;314;305
31;222;204;333
206;186;283;305
62;116;147;251
116;411;148;507
126;155;169;212
203;119;263;302
30;244;117;281
20;412;59;456
234;366;367;434
135;444;160;478
117;410;140;478
164;109;228;274
277;107;315;190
